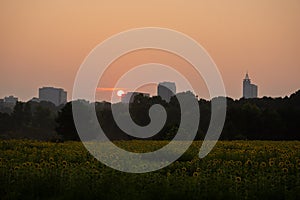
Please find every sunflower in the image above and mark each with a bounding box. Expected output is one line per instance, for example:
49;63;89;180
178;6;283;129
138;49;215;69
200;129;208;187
217;169;223;175
235;161;242;166
245;160;252;167
260;162;267;168
282;168;288;173
235;176;242;183
278;162;284;168
193;172;199;177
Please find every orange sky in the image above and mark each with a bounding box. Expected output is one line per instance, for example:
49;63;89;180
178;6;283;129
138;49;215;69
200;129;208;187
0;0;300;101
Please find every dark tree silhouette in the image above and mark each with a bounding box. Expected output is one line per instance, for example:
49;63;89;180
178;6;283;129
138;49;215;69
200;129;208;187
1;90;300;141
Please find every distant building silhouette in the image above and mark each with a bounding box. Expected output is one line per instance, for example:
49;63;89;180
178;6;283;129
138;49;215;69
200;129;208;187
157;82;176;102
243;73;258;99
39;87;67;106
4;95;18;106
121;92;149;104
0;95;18;114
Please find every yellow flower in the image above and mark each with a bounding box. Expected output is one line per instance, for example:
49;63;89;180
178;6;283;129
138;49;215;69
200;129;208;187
282;168;288;173
236;161;242;166
260;162;267;168
245;160;252;167
193;172;199;177
62;160;67;166
50;162;56;168
217;169;223;174
235;176;242;183
49;157;54;162
278;162;284;167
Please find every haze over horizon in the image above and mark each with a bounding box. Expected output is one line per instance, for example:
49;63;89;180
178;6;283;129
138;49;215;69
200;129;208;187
1;0;300;102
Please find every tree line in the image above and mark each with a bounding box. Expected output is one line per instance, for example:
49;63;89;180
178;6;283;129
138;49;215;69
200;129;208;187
0;90;299;141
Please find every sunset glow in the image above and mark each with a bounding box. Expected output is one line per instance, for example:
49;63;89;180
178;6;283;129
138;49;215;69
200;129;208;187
0;0;299;102
96;88;126;92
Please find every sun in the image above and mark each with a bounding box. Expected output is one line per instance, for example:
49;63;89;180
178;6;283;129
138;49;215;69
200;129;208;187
117;90;125;97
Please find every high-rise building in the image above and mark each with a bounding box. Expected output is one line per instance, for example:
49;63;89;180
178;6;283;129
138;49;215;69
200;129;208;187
157;82;176;102
4;95;18;105
121;92;150;104
243;73;258;99
39;87;67;106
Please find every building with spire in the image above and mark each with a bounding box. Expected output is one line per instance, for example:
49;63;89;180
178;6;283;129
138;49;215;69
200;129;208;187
243;72;258;99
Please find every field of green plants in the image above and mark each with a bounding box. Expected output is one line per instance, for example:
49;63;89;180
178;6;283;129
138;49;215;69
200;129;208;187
1;140;300;200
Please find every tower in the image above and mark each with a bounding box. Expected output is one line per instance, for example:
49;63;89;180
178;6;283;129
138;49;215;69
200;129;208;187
243;73;258;99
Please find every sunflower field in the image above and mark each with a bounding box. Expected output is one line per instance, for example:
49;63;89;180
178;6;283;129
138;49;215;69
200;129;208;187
0;140;300;200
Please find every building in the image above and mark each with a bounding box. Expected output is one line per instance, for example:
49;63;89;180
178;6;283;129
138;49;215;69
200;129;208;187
39;87;67;106
243;73;258;99
4;95;18;106
121;92;150;104
0;96;18;112
157;82;176;102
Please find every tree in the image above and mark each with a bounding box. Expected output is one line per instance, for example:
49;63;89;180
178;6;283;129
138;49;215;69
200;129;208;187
55;102;79;141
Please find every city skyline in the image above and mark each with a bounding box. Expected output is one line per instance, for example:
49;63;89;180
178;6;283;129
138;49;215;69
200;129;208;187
1;1;300;101
2;73;300;104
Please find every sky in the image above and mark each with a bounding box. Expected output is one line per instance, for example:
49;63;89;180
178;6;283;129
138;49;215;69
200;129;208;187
0;0;300;102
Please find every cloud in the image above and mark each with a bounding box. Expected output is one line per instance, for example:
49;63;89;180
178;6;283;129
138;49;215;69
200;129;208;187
96;88;126;92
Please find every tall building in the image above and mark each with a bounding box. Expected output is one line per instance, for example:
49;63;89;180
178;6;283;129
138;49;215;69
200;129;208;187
121;92;149;104
39;87;67;106
157;82;176;102
243;73;258;99
4;95;18;105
